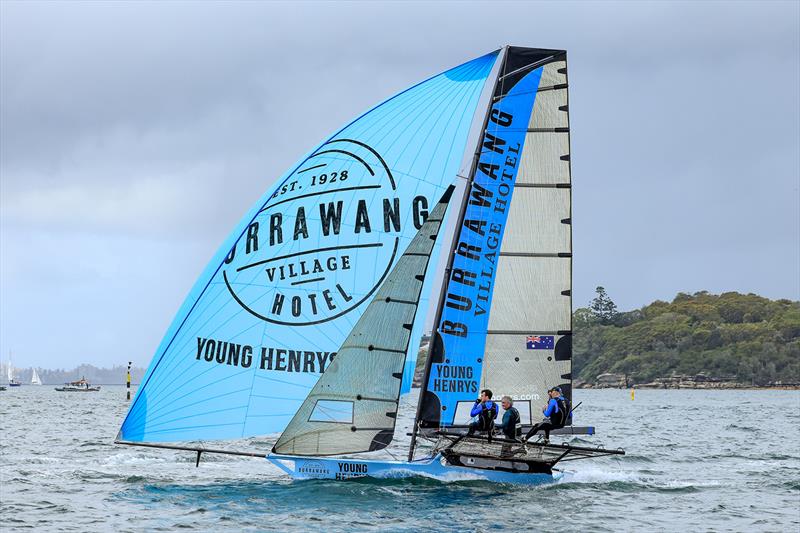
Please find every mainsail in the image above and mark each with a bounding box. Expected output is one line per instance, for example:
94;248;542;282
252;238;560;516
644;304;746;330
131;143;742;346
31;368;42;385
119;52;498;443
417;48;573;429
273;187;454;455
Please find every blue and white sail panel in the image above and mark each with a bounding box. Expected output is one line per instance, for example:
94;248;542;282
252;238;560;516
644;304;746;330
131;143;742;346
119;53;498;443
419;47;565;428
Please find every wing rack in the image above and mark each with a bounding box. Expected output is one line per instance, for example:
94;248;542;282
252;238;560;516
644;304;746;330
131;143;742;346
434;432;624;475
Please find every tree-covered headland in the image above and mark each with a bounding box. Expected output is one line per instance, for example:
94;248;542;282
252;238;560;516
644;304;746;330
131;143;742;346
574;289;800;387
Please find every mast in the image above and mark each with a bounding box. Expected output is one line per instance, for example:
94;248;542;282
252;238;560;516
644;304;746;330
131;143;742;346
407;46;510;461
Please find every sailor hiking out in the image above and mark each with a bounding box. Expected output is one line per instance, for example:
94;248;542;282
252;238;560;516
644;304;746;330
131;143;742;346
525;387;571;444
467;389;499;441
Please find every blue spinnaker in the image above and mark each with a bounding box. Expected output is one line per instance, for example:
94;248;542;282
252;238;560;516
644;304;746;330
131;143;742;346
120;52;497;443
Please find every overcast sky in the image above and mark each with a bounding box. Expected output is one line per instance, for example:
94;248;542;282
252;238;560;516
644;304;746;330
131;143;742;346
1;1;798;369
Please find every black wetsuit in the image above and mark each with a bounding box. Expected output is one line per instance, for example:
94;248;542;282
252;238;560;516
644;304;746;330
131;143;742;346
525;396;570;441
467;400;498;441
496;407;521;440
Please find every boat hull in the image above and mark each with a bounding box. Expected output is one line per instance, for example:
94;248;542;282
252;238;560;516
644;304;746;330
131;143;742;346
55;387;101;392
268;453;560;485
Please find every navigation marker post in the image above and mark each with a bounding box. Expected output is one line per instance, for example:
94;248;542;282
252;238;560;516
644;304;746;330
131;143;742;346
126;362;131;401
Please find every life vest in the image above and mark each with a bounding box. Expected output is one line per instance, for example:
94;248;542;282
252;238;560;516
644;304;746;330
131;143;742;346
476;401;498;430
504;407;521;438
552;396;571;427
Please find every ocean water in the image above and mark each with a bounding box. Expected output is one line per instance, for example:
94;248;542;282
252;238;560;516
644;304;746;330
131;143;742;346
1;386;798;532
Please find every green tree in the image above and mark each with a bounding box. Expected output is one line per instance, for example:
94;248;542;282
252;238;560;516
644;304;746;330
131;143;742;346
574;291;800;385
590;286;618;324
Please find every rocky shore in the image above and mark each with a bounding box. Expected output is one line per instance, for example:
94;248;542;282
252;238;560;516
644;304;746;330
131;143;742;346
575;373;800;390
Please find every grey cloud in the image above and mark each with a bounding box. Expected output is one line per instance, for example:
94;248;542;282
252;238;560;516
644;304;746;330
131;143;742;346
1;0;797;367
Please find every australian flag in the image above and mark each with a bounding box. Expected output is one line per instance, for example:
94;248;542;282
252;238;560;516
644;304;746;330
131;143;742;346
526;335;555;350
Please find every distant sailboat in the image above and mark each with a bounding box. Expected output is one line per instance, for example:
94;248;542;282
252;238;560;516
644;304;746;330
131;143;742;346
117;46;624;484
7;353;21;387
31;368;42;386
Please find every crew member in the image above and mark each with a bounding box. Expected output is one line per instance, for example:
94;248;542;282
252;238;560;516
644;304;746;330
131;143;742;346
467;389;498;441
524;386;571;444
496;395;521;440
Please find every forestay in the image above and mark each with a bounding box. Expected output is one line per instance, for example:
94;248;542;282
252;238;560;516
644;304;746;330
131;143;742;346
119;53;498;443
273;187;454;455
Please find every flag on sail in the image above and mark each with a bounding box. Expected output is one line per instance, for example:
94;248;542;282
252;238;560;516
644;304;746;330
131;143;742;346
526;335;554;350
119;52;498;443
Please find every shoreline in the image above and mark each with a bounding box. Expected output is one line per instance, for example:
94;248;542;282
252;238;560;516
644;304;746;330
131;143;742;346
576;384;800;391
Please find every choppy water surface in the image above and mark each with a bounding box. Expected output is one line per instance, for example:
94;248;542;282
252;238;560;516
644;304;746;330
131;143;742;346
1;387;798;531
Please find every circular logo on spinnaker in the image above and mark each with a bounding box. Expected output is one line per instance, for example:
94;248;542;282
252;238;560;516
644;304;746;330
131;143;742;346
222;139;400;326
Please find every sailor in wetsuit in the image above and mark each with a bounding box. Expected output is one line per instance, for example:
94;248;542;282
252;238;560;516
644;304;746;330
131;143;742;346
466;389;498;442
495;395;521;440
524;386;571;444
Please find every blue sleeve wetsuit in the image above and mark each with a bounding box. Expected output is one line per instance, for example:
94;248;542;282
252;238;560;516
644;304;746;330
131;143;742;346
470;400;483;417
467;400;498;439
525;399;560;442
543;398;559;418
471;400;496;418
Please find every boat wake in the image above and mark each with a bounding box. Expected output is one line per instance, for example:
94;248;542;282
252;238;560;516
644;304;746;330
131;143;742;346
557;466;724;493
557;467;641;485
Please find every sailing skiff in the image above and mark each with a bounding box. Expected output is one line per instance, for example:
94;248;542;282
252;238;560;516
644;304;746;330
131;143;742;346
117;46;624;484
